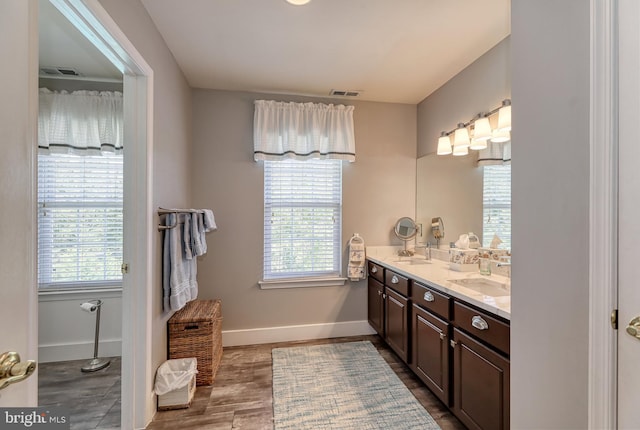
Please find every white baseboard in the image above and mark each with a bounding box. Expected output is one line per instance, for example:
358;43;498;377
39;339;122;363
222;320;377;347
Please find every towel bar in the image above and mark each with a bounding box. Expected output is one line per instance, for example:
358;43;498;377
157;207;205;231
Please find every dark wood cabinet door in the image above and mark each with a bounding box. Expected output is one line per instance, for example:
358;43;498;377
452;328;510;430
367;277;384;336
411;304;450;406
385;287;409;363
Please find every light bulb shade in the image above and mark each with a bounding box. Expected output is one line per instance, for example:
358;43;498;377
491;128;511;143
453;123;470;149
497;102;511;132
470;117;491;150
469;139;488;151
452;143;468;156
437;134;452;155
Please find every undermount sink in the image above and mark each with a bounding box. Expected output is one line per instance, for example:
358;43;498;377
394;258;432;265
447;277;510;297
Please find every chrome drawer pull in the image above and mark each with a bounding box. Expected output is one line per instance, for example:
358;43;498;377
391;275;399;284
471;315;489;331
371;266;378;274
423;291;435;302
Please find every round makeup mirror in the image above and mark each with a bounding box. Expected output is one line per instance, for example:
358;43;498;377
394;217;418;241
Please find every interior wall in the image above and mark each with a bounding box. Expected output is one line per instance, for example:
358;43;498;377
0;0;39;407
38;291;122;362
191;89;416;334
417;36;511;157
511;0;590;427
96;0;193;391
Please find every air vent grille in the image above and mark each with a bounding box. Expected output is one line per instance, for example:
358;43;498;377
40;66;82;77
330;89;361;97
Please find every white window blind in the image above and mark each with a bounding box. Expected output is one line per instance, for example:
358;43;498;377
263;159;342;280
38;153;123;288
482;164;511;249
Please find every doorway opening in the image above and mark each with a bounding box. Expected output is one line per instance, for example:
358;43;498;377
36;0;154;428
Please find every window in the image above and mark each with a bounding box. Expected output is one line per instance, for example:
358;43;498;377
482;164;511;249
262;159;342;283
38;153;123;288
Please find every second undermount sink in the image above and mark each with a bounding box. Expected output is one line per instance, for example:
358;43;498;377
447;277;510;297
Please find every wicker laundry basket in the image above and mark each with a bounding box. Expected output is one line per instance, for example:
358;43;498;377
168;299;223;386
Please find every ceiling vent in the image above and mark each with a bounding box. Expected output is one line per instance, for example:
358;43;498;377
330;89;361;97
40;66;82;77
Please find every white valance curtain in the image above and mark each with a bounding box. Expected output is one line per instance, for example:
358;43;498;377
477;141;511;166
253;100;356;162
38;88;123;156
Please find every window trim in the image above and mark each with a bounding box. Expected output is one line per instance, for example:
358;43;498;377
261;159;344;286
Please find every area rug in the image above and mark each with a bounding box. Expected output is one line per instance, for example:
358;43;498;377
272;341;441;430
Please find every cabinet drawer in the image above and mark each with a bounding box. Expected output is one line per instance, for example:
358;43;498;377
385;269;409;296
368;261;384;283
453;301;510;356
412;282;450;320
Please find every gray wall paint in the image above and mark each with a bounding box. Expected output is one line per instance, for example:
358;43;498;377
191;89;416;330
97;0;193;387
511;0;589;427
417;37;511;157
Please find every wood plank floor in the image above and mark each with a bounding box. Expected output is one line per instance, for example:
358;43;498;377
147;335;465;430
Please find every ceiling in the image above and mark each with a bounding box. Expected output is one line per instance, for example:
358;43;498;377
38;0;510;104
141;0;510;104
39;0;121;82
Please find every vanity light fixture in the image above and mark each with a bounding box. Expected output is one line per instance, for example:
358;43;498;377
436;99;511;156
453;123;470;149
496;99;512;132
452;142;469;156
437;132;452;155
490;128;511;143
285;0;311;4
470;115;491;150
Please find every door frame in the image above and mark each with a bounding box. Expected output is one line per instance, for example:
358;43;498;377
589;0;618;428
48;1;154;428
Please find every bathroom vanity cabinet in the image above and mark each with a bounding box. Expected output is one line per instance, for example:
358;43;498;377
384;269;410;362
367;262;385;336
452;302;510;430
367;259;510;430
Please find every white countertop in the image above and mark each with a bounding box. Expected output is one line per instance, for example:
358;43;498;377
366;246;511;320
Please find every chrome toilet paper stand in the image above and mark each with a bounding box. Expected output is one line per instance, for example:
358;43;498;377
81;299;111;372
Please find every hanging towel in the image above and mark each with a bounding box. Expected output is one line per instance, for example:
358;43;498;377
347;234;366;281
191;212;208;257
203;209;217;232
162;213;198;312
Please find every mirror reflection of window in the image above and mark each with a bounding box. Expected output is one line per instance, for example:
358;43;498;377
482;165;511;249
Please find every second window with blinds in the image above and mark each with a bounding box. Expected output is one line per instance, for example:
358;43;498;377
260;159;344;289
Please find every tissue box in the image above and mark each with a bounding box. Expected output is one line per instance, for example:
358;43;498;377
449;249;479;271
478;247;510;261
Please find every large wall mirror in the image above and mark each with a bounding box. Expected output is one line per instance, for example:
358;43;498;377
416;152;511;251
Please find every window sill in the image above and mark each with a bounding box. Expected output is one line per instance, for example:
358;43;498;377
259;277;347;290
38;286;123;302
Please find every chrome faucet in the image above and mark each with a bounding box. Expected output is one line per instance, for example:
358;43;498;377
414;242;432;260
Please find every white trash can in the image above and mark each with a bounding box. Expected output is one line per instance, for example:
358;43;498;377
154;357;198;410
